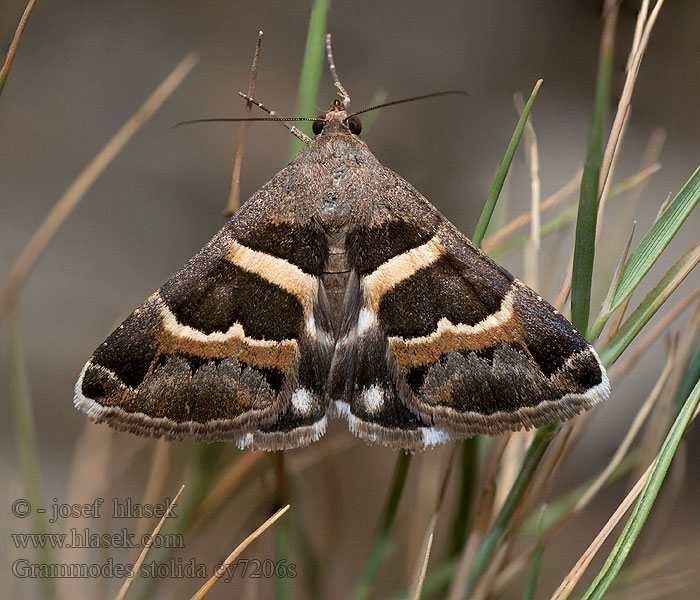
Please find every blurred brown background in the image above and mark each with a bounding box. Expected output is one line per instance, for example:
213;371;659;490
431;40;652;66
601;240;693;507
2;1;700;598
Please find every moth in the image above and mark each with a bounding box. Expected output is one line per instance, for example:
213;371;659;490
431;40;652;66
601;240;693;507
75;70;610;452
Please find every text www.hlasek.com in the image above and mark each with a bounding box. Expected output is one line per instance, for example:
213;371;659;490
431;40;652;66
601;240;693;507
11;528;183;550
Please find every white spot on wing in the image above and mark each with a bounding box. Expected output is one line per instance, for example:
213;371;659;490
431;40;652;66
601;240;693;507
291;388;313;415
362;385;384;414
421;428;451;449
236;433;254;449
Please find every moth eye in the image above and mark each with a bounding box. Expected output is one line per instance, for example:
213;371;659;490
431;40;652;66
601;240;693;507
347;115;362;135
312;119;324;135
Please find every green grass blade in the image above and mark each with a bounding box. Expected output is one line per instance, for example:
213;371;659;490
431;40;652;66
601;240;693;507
599;239;700;367
450;438;479;554
275;511;291;599
588;222;636;341
522;507;547;600
570;18;615;333
352;452;412;600
456;79;542;584
8;311;56;599
590;164;700;336
463;424;558;598
472;79;542;247
580;377;700;600
287;0;332;160
674;337;700;412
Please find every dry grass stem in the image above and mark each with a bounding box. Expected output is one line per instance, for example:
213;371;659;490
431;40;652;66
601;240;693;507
598;0;665;196
192;451;263;531
609;162;661;198
634;301;700;473
574;341;675;512
226;30;264;217
553;161;657;316
494;349;675;595
446;436;509;600
599;221;637;335
410;525;434;600
514;92;541;289
446;533;482;600
623;127;666;216
554;252;574;314
409;444;458;598
604;128;665;335
482;169;581;252
137;441;171;538
471;541;510;600
61;424;113;598
635;439;687;562
189;504;290;600
597;109;630;236
608;571;695;600
551;462;652;599
407;449;444;579
514;420;580;526
494;433;528;518
0;52;198;319
606;293;633;342
556;1;662;321
626;0;651;73
553;391;700;600
115;484;185;600
0;0;38;97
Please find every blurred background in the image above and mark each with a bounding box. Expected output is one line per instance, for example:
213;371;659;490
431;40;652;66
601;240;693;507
2;1;699;598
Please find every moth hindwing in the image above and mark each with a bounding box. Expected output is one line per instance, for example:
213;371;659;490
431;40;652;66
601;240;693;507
75;99;610;451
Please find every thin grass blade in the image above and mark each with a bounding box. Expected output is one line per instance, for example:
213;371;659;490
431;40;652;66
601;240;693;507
352;452;412;600
287;0;332;159
462;424;558;598
472;80;542;247
588;221;637;341
591;164;700;335
579;378;700;600
673;329;700;412
522;507;547;600
599;239;700;366
570;3;617;332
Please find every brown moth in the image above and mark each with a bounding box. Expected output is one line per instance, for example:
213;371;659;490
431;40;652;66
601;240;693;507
74;61;609;451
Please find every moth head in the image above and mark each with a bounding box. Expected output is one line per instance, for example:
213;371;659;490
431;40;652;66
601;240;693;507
312;99;362;137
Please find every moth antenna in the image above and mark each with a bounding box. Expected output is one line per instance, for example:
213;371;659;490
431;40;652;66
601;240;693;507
237;92;312;144
174;116;318;125
174;90;315;145
346;90;469;119
326;33;351;108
